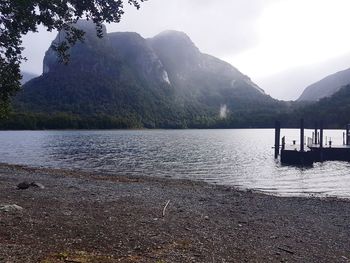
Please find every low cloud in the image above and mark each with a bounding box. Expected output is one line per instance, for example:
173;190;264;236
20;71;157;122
219;104;229;119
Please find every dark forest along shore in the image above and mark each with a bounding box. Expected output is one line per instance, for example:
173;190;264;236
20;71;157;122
0;129;350;197
1;164;350;262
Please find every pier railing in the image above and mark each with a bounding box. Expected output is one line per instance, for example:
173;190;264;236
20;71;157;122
307;137;313;148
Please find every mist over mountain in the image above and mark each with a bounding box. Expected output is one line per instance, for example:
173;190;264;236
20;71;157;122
20;72;38;85
298;68;350;101
256;53;350;101
11;21;284;129
148;30;266;102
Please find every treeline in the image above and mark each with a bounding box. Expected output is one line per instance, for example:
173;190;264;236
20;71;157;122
0;110;280;130
2;85;350;130
1;106;346;130
0;112;143;130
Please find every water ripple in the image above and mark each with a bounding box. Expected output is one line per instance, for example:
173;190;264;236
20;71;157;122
0;129;350;197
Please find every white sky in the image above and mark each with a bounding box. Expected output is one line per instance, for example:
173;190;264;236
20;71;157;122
21;0;350;100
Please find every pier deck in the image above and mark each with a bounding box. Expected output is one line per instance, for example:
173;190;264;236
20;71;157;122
275;120;350;166
281;145;314;166
281;144;350;165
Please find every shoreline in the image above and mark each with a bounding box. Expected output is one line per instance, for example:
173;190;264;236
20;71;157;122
1;163;350;262
1;162;348;200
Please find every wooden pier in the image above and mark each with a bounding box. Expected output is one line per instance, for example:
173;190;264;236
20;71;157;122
275;120;350;166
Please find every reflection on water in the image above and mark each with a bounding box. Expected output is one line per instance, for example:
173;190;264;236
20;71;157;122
1;129;350;198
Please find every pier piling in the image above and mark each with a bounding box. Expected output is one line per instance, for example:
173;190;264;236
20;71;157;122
320;121;324;148
274;121;281;159
319;121;324;161
300;119;304;152
314;122;318;145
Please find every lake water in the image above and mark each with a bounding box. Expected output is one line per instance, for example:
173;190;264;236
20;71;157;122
1;129;350;198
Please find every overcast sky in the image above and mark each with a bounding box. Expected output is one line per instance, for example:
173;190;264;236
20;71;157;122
21;0;350;100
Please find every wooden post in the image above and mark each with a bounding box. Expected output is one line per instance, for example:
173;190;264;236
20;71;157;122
300;119;304;152
275;121;281;158
282;136;285;150
347;124;350;146
314;122;318;145
320;121;324;161
320;121;324;148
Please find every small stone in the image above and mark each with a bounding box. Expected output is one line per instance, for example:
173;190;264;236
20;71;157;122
0;204;24;212
204;216;209;220
17;182;30;190
134;246;141;251
30;182;45;189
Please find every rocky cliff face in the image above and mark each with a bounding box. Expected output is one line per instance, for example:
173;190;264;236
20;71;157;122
109;32;170;85
298;68;350;101
149;30;265;98
43;21;110;75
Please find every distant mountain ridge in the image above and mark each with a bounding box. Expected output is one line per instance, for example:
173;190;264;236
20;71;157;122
14;20;284;129
298;67;350;101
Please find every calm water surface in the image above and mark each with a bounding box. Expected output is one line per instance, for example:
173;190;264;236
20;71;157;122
1;129;350;198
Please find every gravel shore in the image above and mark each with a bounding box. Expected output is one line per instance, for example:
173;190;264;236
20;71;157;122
0;163;350;262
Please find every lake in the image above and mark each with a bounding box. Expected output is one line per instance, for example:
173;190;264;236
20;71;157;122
1;129;350;198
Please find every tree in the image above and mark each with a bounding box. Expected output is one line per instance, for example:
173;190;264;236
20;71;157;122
0;0;144;117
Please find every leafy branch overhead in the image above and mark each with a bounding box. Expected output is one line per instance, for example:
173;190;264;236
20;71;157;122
0;0;144;116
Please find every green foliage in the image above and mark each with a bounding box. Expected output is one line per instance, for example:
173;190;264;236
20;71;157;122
0;112;142;130
6;85;350;130
280;85;350;128
0;0;144;115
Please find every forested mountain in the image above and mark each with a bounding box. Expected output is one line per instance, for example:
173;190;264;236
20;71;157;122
5;21;350;130
298;68;350;101
4;21;287;129
285;85;350;128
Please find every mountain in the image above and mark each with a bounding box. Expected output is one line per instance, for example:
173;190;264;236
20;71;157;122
12;21;284;129
20;72;38;85
148;30;267;105
298;67;350;101
281;85;350;128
